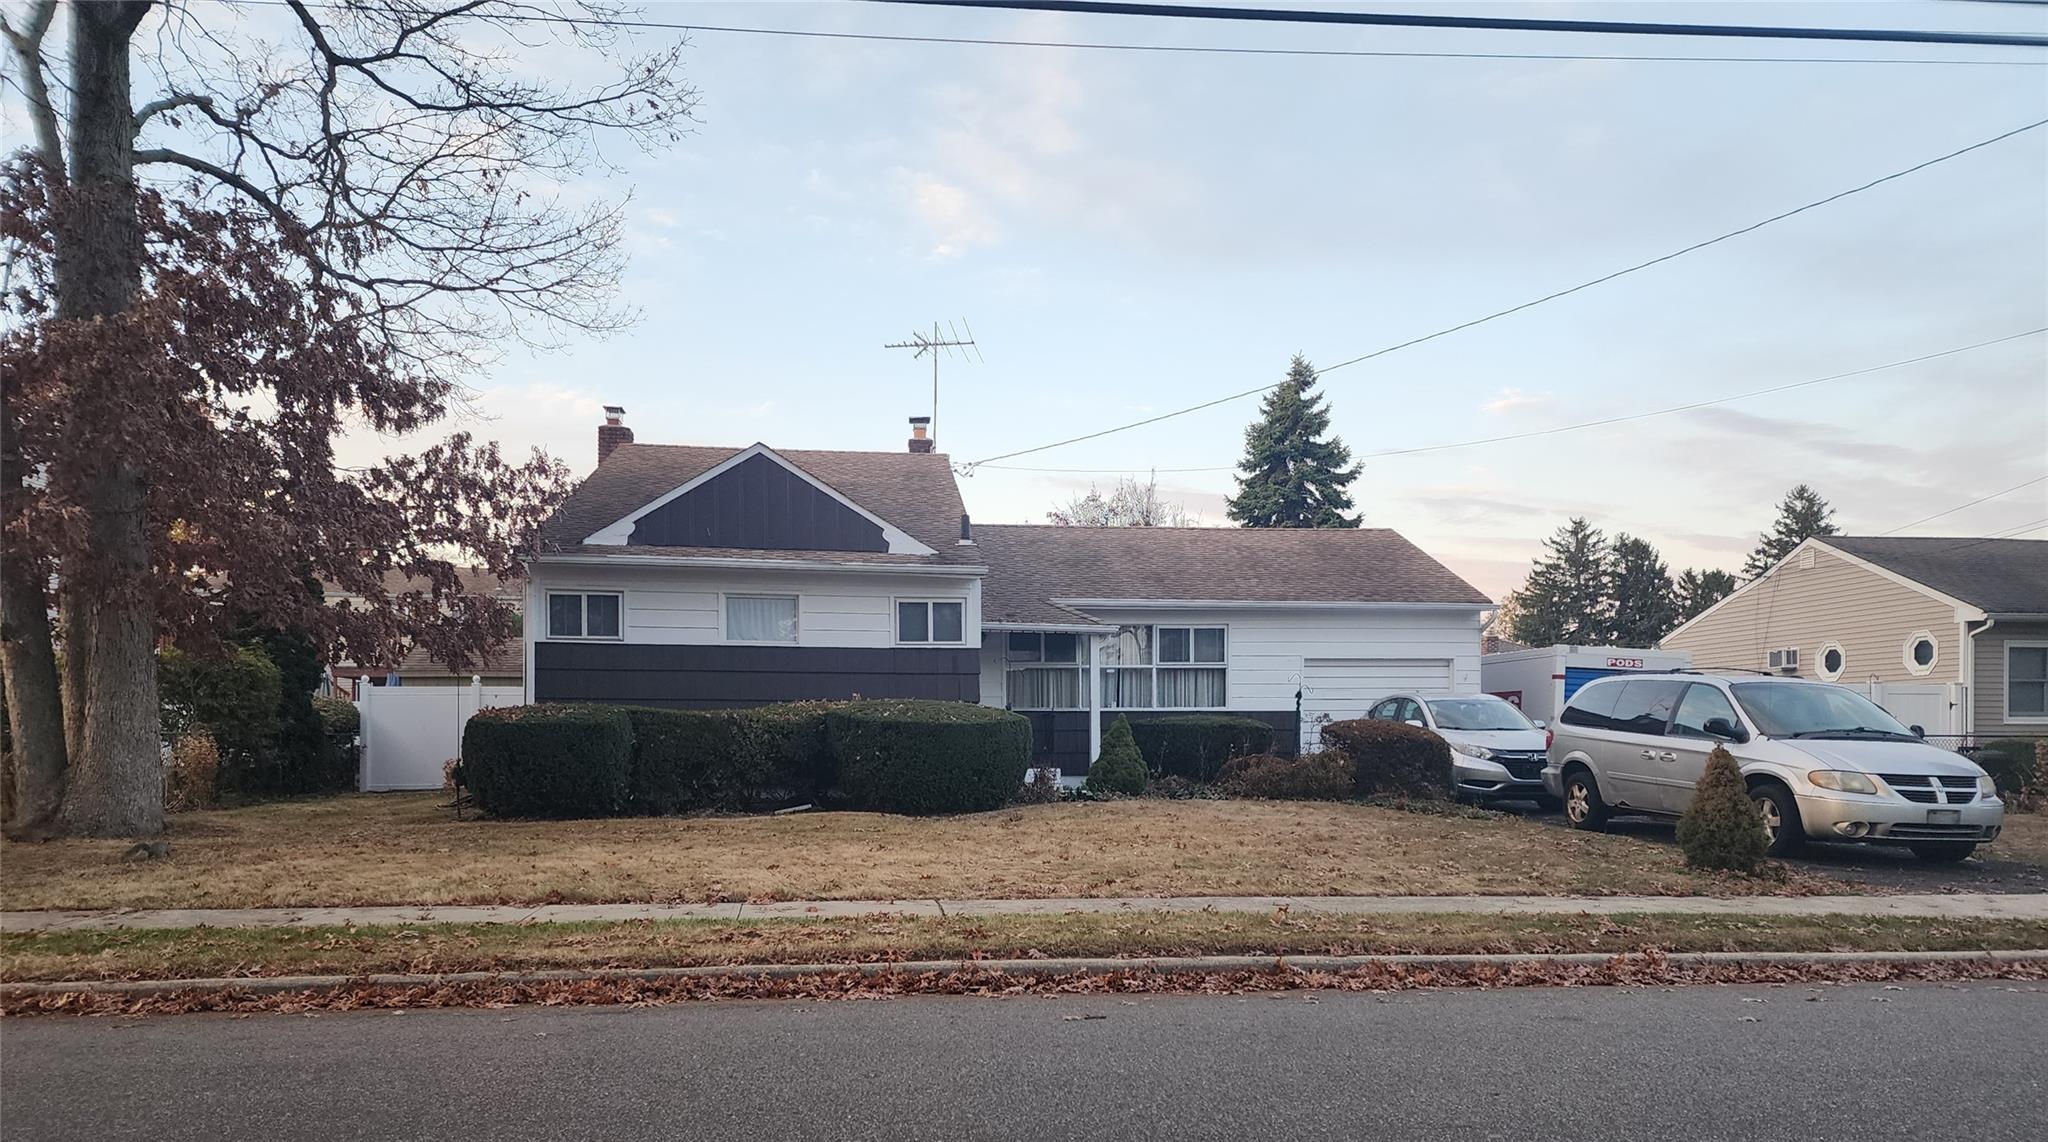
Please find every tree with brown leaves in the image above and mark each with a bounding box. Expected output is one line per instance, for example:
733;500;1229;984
0;1;698;838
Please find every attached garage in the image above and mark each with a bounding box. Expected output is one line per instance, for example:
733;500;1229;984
1300;657;1453;750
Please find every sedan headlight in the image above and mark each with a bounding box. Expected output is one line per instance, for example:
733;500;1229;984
1450;742;1495;760
1808;770;1878;795
1981;775;2001;798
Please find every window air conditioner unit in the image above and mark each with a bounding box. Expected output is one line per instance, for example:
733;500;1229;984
1767;648;1800;674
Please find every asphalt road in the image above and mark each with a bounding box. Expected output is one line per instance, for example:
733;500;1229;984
6;982;2044;1141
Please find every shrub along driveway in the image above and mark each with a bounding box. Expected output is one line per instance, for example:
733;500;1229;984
0;794;1871;911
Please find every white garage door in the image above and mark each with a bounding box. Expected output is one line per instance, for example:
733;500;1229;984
1301;658;1454;751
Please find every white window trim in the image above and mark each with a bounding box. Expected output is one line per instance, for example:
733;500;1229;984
893;597;969;646
721;592;801;645
544;590;625;642
1815;640;1847;682
1903;630;1939;677
2005;639;2048;724
1102;624;1230;712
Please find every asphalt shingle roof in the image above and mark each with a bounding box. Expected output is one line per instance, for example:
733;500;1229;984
972;524;1492;624
538;443;1491;620
1823;536;2048;615
537;444;978;564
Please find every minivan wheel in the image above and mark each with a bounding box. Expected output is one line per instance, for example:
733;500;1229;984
1562;770;1607;831
1909;842;1977;864
1751;783;1803;857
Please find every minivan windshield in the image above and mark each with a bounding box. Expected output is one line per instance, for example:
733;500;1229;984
1729;682;1916;740
1427;696;1535;732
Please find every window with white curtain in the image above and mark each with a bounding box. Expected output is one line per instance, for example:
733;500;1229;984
726;594;798;642
1005;631;1084;710
1102;624;1226;709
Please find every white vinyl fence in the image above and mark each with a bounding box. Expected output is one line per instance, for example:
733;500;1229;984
358;681;523;792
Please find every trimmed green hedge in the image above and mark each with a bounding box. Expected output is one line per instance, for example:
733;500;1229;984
625;702;840;814
827;699;1031;815
1320;718;1454;799
1128;715;1277;780
312;696;360;738
1972;737;2046;803
462;704;633;818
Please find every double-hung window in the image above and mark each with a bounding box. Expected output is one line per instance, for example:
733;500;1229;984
2010;643;2048;721
1103;624;1226;709
546;591;622;640
726;594;798;643
1005;632;1083;709
897;600;965;644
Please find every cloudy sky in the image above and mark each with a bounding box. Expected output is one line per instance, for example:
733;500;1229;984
39;0;2048;598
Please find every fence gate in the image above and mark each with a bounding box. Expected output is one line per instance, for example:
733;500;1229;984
358;682;523;792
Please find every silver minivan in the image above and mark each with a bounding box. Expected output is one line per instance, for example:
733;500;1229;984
1543;671;2003;862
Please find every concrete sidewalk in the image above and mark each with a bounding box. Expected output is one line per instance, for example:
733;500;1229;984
8;892;2048;933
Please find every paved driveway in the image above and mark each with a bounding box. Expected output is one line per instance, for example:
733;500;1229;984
1500;799;2048;892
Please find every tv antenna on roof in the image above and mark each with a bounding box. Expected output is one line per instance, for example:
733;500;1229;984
884;320;981;449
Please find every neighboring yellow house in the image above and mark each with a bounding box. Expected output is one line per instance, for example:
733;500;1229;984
1660;536;2047;740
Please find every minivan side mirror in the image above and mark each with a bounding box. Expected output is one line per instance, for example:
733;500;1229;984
1910;724;1926;739
1702;716;1749;744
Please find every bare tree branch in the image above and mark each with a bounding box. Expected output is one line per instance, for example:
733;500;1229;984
132;90;214;135
0;1;65;179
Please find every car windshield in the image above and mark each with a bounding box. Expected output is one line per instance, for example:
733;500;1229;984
1426;696;1534;732
1729;682;1916;739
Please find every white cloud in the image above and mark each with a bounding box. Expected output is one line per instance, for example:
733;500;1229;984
902;172;999;257
1481;388;1555;415
643;208;679;228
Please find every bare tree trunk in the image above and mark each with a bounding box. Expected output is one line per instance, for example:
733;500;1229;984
0;398;67;839
53;0;161;838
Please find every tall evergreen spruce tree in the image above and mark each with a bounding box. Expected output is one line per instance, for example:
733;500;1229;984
1743;484;1838;579
1226;355;1362;528
1507;518;1613;646
1675;568;1739;623
1608;534;1678;645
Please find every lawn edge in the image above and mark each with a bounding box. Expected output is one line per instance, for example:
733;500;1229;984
10;948;2048;999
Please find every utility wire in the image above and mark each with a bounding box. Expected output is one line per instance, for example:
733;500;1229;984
249;1;2047;65
963;118;2048;469
1876;474;2048;534
883;0;2048;49
976;329;2048;474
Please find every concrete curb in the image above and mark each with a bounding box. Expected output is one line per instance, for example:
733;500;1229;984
8;949;2048;998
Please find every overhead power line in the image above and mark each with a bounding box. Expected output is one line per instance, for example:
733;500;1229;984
882;1;2048;49
963;117;2048;469
255;2;2046;65
974;328;2048;474
1877;474;2048;534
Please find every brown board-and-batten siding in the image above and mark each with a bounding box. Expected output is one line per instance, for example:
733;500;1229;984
628;452;888;552
533;643;979;708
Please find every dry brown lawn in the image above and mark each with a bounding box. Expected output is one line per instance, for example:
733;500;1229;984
8;912;2042;983
1985;811;2048;865
0;793;1851;911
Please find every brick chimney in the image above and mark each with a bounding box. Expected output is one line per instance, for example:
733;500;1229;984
907;415;934;454
598;405;633;464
